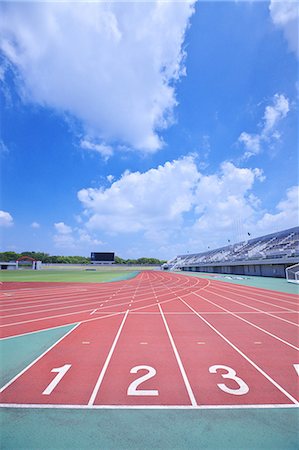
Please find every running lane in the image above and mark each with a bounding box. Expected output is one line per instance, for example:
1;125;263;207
0;314;127;405
161;298;296;406
91;305;194;406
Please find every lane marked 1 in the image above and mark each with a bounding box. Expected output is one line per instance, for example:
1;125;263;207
0;323;81;393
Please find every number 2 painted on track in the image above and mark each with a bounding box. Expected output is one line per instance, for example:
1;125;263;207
127;365;159;396
209;365;249;396
42;364;72;395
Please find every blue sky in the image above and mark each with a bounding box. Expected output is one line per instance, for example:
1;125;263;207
0;1;298;259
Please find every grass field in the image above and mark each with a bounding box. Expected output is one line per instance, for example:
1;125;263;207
0;268;140;283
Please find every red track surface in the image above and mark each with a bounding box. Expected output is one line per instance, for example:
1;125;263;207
0;271;298;408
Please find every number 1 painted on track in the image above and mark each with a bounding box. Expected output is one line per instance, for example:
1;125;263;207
42;364;72;395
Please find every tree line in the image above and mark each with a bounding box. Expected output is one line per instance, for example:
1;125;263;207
0;251;166;265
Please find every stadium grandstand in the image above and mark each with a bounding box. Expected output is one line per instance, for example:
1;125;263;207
163;227;299;278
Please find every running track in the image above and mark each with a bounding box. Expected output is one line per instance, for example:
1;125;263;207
0;271;298;409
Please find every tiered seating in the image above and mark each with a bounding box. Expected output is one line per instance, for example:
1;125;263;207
165;227;299;269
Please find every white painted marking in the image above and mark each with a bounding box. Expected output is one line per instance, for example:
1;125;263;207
204;287;298;324
140;342;148;345
0;323;80;393
90;309;97;315
197;342;205;345
193;292;299;351
180;298;299;405
254;342;262;345
127;366;158;396
0;403;297;410
293;364;299;376
88;310;129;406
158;303;197;407
209;365;249;396
42;364;72;395
0;286;196;340
82;341;90;345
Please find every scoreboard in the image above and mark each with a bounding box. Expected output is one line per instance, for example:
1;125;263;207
90;252;115;263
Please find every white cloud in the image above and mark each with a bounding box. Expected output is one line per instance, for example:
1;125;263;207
53;233;75;249
270;0;299;57
256;185;299;234
263;93;290;134
0;139;9;155
0;1;195;153
78;155;199;234
54;222;72;235
238;93;290;158
53;221;104;250
31;221;40;229
238;132;261;156
80;139;113;160
107;175;114;183
77;229;104;246
191;162;265;244
0;210;14;227
77;156;270;255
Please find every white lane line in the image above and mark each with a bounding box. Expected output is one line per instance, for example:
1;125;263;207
208;282;299;305
0;323;81;393
203;288;298;324
88;310;129;406
90;309;97;315
180;297;299;406
193;292;299;351
0;296;176;340
0;276;207;340
0;403;297;410
158;303;197;407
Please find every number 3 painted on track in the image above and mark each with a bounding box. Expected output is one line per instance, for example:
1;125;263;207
127;365;159;396
209;365;249;396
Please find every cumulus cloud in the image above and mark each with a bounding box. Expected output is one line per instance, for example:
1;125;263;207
0;210;14;227
191;162;265;245
78;155;199;234
238;93;290;159
0;1;195;153
270;0;299;57
77;156;272;254
256;185;299;233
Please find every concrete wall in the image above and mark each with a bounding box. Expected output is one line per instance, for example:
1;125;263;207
182;262;290;278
